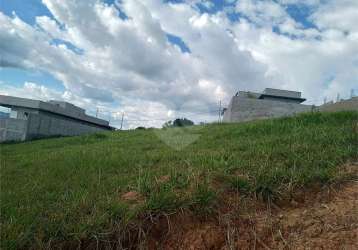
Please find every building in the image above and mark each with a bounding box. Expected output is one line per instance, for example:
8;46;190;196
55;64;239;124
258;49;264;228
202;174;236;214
0;95;114;142
223;88;314;123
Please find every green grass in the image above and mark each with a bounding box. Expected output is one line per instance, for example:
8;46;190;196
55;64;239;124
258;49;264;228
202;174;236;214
1;111;357;249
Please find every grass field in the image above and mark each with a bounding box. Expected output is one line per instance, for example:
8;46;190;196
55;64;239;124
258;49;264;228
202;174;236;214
1;111;357;249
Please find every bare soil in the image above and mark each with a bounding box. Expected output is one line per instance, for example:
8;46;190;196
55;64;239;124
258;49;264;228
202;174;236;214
145;177;358;249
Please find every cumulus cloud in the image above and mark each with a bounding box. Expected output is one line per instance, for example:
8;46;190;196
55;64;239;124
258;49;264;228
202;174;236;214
236;0;288;26
311;0;358;34
0;0;357;127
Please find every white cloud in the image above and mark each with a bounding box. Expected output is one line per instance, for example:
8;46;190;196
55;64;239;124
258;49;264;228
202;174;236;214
311;0;358;34
36;15;65;39
235;0;288;26
0;0;357;127
229;0;358;103
277;0;320;5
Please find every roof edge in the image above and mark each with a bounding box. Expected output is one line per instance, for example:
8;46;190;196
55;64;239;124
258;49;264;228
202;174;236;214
0;95;110;127
258;94;306;103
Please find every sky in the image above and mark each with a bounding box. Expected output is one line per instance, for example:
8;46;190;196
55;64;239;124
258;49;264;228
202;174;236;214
0;0;357;128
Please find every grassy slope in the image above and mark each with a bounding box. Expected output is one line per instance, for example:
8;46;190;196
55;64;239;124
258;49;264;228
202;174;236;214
1;111;357;249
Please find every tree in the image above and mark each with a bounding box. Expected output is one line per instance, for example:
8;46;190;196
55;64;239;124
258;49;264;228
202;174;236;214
162;118;194;128
172;118;194;127
162;120;173;128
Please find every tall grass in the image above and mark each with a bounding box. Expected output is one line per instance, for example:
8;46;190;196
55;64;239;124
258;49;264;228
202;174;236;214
1;111;357;249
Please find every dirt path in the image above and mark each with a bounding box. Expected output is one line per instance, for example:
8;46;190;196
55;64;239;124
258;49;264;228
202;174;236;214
146;180;358;249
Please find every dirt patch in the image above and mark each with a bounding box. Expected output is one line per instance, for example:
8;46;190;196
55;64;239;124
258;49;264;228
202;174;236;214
146;215;226;250
274;181;358;249
122;191;142;201
156;175;171;184
145;178;358;249
121;191;145;207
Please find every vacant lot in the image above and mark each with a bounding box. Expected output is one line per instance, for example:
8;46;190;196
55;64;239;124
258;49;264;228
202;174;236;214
1;111;357;249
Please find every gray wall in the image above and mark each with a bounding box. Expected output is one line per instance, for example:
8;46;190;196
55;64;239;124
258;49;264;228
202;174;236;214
0;112;110;142
223;96;313;122
0;95;109;127
25;112;108;140
0;118;28;142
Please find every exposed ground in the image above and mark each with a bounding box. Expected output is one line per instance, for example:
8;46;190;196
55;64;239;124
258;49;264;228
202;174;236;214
1;111;357;249
145;171;358;249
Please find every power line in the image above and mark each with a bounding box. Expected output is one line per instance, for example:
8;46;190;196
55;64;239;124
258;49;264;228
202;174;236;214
125;118;169;122
119;110;220;122
96;102;228;115
93;101;228;128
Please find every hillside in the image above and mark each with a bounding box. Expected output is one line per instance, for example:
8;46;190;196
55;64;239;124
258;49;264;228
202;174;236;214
319;97;358;112
1;111;357;249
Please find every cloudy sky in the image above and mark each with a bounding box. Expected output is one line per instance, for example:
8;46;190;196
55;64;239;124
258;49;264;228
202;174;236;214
0;0;357;128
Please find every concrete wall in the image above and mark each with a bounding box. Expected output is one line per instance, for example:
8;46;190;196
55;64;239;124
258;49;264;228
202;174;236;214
223;96;313;122
25;112;108;140
0;112;110;142
0;95;109;127
11;107;40;119
0;118;28;142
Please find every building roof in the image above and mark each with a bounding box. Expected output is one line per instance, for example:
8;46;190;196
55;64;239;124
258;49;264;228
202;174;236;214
258;88;306;103
0;95;112;128
258;94;306;103
236;88;306;103
234;88;307;104
262;88;302;99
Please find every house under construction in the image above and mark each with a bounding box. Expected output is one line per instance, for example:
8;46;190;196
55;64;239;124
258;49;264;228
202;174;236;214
0;95;114;142
223;88;314;122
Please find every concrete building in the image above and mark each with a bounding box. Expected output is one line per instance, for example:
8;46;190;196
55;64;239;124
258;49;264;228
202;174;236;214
0;95;114;142
223;88;314;123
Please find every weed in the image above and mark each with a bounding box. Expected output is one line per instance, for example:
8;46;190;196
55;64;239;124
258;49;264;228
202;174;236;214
191;178;217;215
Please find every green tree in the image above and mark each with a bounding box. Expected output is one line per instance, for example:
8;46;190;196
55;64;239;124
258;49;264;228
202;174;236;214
162;118;194;128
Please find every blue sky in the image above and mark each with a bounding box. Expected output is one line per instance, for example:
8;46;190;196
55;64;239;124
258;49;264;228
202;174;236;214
0;0;53;25
0;0;60;90
0;0;357;128
0;68;64;90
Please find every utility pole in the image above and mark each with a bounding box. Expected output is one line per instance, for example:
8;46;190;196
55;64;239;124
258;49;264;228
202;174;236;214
351;89;355;98
336;93;340;102
120;112;124;130
218;100;222;123
324;97;327;104
96;108;99;118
